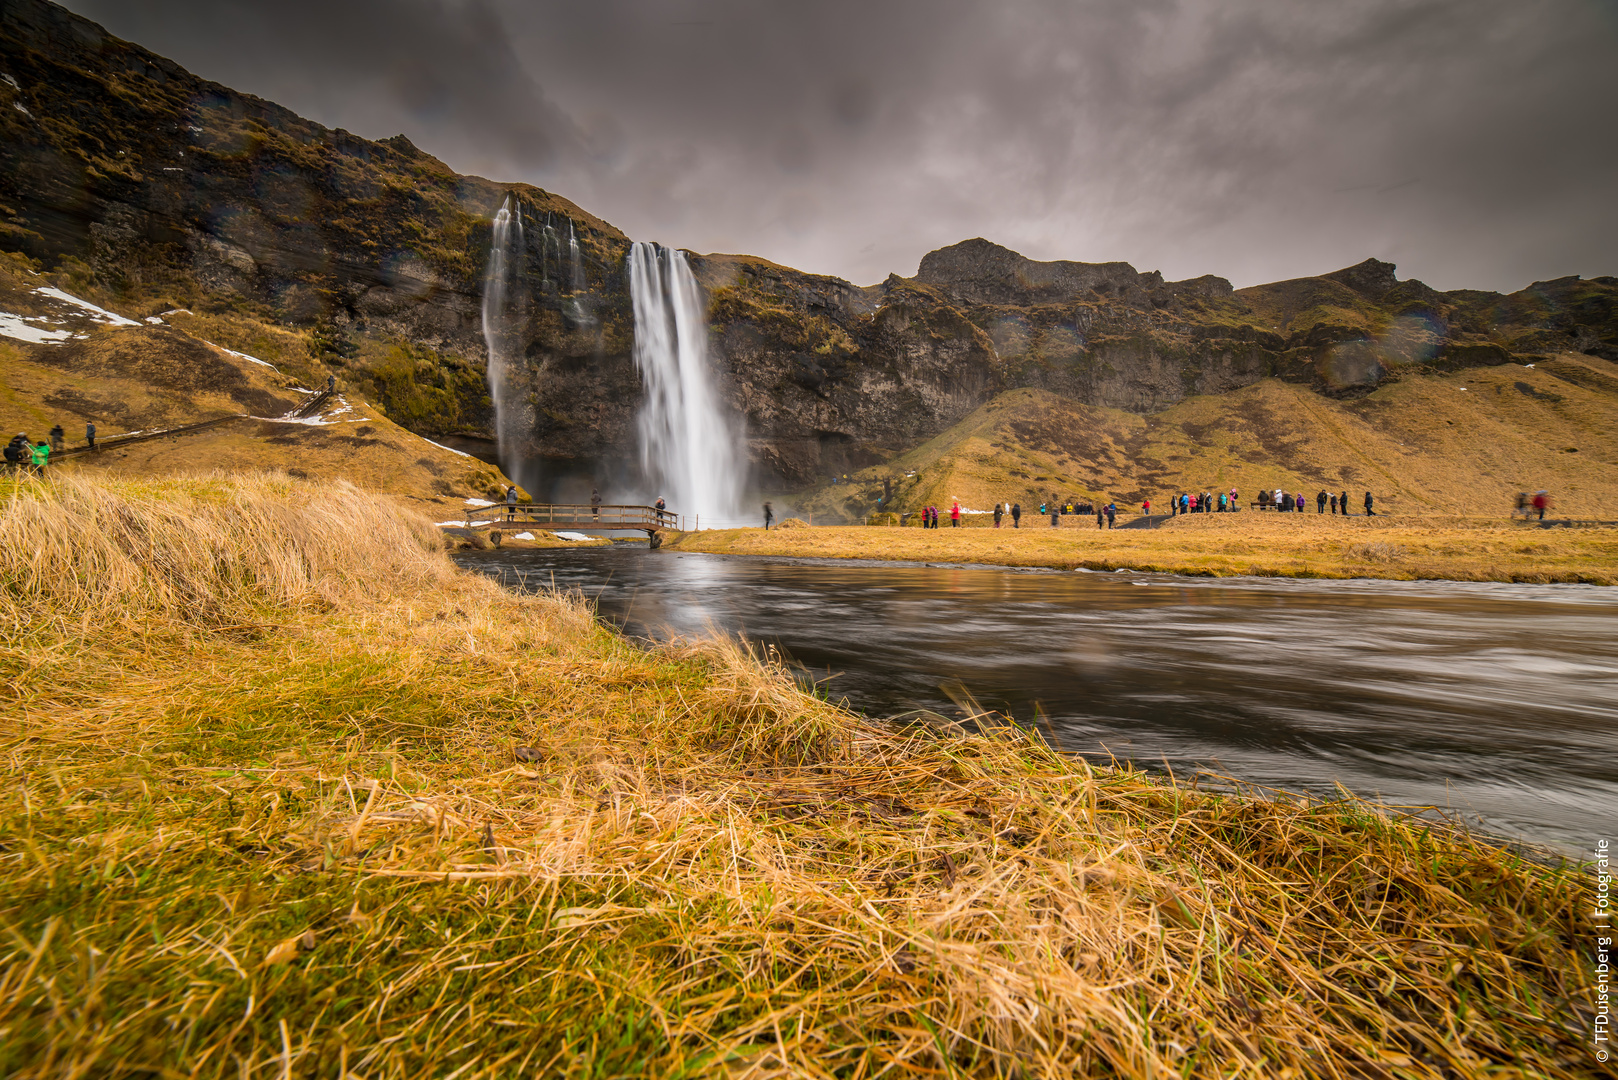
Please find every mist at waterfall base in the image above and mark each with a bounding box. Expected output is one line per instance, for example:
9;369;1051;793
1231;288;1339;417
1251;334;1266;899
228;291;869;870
627;242;750;528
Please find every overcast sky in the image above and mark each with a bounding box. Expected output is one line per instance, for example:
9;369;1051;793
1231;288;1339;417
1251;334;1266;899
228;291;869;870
63;0;1618;291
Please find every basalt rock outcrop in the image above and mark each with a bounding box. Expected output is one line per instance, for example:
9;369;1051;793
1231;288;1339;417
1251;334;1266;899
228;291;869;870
3;0;1616;491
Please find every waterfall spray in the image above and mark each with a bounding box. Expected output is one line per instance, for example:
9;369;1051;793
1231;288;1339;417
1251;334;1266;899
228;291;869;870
628;242;746;524
480;194;525;471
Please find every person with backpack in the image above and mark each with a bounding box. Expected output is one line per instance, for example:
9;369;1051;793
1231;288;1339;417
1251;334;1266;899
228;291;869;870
505;485;518;521
3;437;19;473
993;503;1003;528
1330;492;1338;515
1105;503;1117;529
1316;490;1327;514
31;440;49;475
1532;491;1548;520
86;421;96;450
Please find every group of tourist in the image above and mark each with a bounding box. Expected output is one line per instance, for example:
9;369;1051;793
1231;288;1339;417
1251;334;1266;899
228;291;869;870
1513;491;1552;521
919;501;962;528
1169;488;1378;515
3;422;97;475
1171;490;1240;514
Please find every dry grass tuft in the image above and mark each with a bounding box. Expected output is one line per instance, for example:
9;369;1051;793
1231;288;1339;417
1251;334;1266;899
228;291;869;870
0;474;1603;1077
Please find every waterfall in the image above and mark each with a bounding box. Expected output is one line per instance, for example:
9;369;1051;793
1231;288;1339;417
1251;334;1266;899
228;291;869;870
481;194;524;471
565;220;592;325
628;242;746;525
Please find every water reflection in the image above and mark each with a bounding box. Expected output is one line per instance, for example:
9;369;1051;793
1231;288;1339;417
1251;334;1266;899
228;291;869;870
456;546;1618;854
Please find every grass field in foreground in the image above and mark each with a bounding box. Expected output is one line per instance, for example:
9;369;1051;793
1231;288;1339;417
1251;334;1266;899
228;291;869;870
0;474;1604;1077
667;512;1618;584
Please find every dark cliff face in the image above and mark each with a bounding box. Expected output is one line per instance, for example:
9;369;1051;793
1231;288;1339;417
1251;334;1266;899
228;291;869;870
3;0;1615;493
0;0;625;447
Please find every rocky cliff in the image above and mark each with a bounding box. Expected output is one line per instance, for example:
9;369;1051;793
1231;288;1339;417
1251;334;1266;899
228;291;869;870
3;0;1615;494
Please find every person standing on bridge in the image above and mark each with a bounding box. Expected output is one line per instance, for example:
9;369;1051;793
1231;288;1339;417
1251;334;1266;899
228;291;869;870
49;424;64;453
327;373;335;392
763;501;774;529
591;487;602;522
505;485;517;521
86;421;96;451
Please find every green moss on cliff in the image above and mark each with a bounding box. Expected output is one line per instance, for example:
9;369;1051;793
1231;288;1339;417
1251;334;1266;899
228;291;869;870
346;339;492;435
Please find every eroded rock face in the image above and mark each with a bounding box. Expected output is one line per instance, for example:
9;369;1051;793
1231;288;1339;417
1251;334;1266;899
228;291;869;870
3;0;1615;490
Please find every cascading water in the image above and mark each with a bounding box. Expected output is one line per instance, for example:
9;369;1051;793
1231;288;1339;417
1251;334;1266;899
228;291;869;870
628;242;746;525
565;220;589;323
481;194;525;472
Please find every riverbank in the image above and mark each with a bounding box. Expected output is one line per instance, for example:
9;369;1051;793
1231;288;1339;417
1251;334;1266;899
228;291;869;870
667;513;1618;584
0;474;1601;1077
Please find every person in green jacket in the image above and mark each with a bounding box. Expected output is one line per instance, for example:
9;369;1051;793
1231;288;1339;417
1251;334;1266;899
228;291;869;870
31;440;50;474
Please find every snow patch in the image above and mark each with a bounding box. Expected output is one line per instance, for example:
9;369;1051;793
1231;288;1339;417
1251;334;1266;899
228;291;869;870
256;413;372;427
554;532;594;542
207;342;278;371
511;532;535;540
32;286;138;326
434;520;469;528
144;316;163;324
2;74;19;90
0;312;74;344
464;498;495;507
14;102;29;116
160;309;193;317
420;436;472;458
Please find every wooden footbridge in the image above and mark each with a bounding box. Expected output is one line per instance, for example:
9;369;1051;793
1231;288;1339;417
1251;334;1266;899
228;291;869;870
460;502;683;546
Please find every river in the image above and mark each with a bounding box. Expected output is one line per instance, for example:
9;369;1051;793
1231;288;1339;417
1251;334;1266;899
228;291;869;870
454;545;1617;856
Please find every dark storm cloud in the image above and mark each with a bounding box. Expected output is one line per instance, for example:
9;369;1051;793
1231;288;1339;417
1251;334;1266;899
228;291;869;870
60;0;1618;290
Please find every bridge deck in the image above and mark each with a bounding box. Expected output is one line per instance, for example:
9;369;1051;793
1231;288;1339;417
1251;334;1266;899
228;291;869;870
462;503;681;533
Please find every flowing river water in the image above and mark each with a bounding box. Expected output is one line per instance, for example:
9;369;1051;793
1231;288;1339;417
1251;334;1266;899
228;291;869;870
455;546;1617;856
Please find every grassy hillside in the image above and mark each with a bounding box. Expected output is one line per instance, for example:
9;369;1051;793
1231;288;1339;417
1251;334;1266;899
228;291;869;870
0;254;512;505
800;353;1618;522
0;472;1601;1077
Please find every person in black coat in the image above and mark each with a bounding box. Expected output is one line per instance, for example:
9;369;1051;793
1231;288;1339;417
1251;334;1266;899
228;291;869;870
1011;503;1021;528
1364;491;1375;516
1340;490;1349;516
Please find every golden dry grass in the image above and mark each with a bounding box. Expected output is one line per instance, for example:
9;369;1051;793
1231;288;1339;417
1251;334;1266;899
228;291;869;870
0;473;1604;1077
670;513;1618;585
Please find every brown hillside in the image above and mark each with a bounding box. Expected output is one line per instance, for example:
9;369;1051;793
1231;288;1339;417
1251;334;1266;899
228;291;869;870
802;355;1618;521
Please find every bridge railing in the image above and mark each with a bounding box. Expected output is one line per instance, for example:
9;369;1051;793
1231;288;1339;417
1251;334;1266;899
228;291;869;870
463;503;683;531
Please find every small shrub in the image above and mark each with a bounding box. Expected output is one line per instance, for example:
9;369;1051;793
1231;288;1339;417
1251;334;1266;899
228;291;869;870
1348;541;1406;561
776;517;810;529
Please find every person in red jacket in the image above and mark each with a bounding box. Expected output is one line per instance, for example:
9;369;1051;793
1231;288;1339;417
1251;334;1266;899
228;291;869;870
950;500;961;527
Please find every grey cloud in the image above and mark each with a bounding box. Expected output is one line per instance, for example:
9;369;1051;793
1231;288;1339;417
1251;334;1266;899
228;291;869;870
60;0;1618;290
